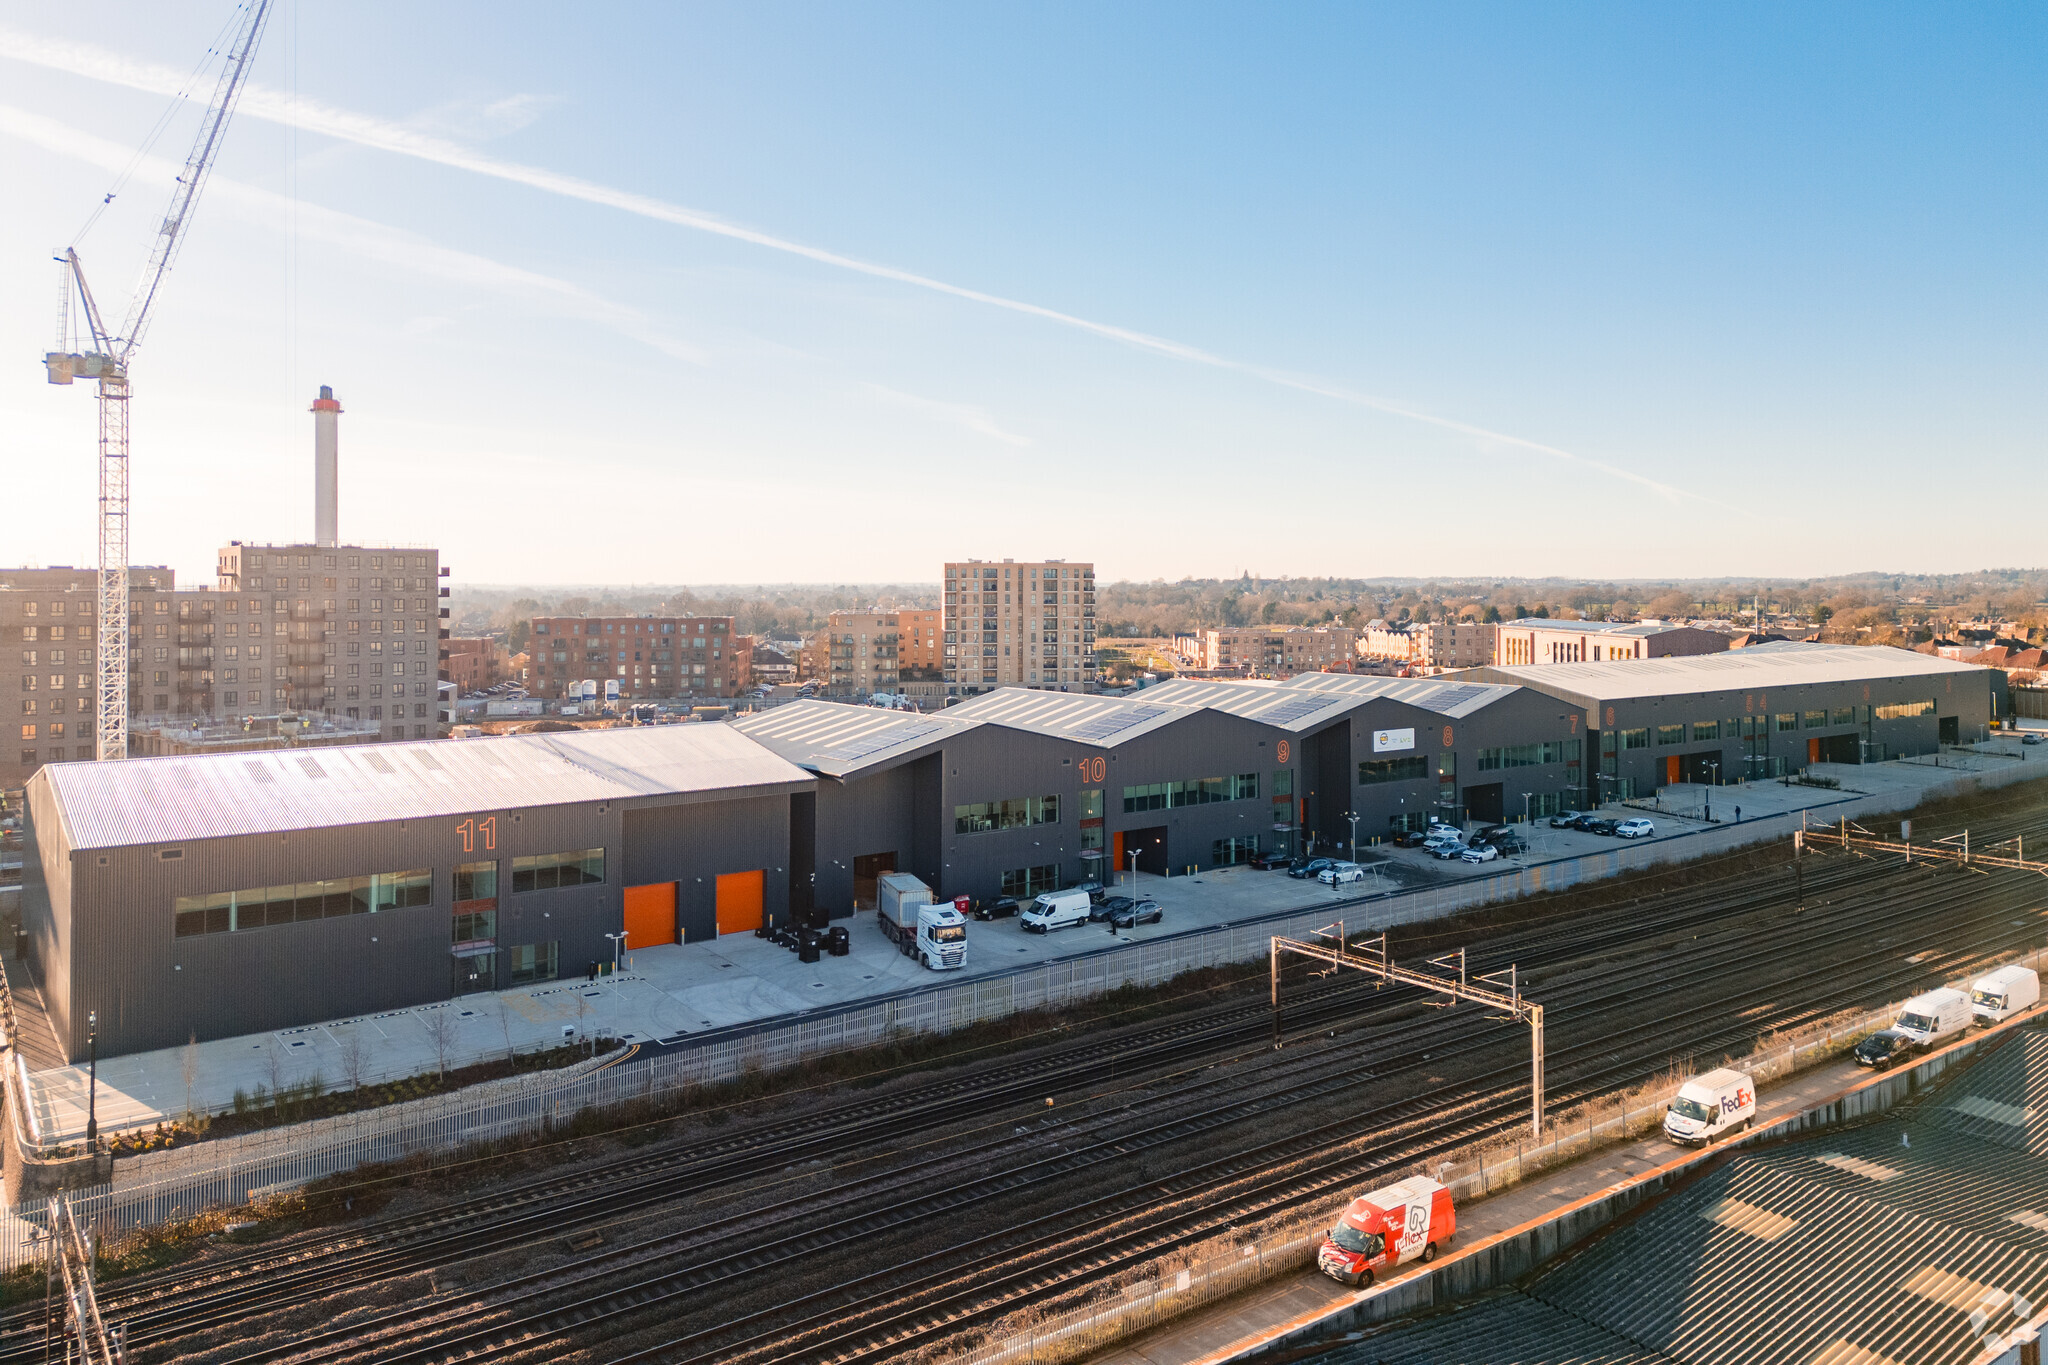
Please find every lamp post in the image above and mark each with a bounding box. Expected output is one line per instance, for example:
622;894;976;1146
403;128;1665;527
604;931;627;1042
85;1009;99;1148
1704;761;1719;819
1522;792;1532;825
1346;811;1360;865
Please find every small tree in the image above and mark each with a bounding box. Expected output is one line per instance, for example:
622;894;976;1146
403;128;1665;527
423;1010;456;1084
338;1029;370;1096
180;1035;200;1123
263;1040;287;1115
498;1002;516;1066
574;994;592;1056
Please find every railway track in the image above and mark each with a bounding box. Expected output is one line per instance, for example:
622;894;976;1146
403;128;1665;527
0;830;1888;1359
209;854;2047;1364
9;806;2039;1365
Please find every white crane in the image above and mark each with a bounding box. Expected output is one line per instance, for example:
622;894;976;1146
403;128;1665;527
46;0;275;761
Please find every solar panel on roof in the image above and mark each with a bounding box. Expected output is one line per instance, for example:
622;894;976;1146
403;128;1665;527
1064;705;1172;741
1413;684;1492;713
820;719;943;761
1249;694;1336;724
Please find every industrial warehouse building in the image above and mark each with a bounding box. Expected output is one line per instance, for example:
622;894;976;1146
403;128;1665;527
18;642;2000;1059
1472;641;2002;796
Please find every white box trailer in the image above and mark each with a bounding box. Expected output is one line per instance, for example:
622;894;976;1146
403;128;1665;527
876;873;967;970
1971;965;2041;1025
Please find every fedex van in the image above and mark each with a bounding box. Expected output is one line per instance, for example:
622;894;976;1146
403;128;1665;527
1021;889;1093;934
1971;965;2041;1025
1663;1068;1756;1145
1317;1176;1455;1287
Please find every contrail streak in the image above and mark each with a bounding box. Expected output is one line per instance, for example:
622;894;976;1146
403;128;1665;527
0;25;1719;506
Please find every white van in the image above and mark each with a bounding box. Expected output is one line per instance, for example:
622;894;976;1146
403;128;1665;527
1663;1068;1756;1145
1022;889;1093;934
1892;987;1973;1048
1971;965;2041;1025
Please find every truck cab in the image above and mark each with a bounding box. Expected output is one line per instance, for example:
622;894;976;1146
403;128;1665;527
917;905;967;970
1317;1176;1454;1287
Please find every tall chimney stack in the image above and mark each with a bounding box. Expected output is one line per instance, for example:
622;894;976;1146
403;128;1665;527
311;384;341;548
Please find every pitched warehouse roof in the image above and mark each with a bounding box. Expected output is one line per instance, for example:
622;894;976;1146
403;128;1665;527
940;689;1190;747
36;723;815;852
1272;671;1521;719
1474;642;1990;705
733;700;978;778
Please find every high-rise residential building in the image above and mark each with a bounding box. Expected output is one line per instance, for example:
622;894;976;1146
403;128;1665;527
942;559;1095;698
3;566;178;790
215;542;447;742
526;614;741;700
820;610;898;697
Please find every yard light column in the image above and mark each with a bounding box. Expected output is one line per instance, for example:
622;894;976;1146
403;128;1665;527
1346;811;1360;865
604;931;627;1042
1705;761;1719;820
1522;792;1531;825
85;1010;98;1148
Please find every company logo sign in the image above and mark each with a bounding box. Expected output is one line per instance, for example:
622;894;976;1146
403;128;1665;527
1372;728;1415;753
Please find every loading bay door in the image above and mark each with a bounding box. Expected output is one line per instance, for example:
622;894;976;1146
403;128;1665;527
623;882;677;949
715;870;765;936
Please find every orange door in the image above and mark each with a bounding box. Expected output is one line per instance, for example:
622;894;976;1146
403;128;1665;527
1112;831;1125;879
622;882;676;949
1666;756;1680;785
1808;738;1821;764
715;870;765;936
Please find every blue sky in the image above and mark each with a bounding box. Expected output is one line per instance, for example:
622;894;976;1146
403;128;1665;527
1;3;2041;584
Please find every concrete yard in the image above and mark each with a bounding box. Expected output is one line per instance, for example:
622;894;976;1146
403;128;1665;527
16;740;2045;1147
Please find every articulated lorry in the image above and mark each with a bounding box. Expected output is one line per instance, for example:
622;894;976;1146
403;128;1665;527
876;873;968;971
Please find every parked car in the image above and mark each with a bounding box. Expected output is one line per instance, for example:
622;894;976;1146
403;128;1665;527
1614;818;1656;839
1091;895;1134;923
1471;825;1513;846
1392;829;1432;848
2025;734;2044;746
1070;880;1107;904
1550;810;1589;828
971;897;1021;921
1493;833;1529;855
1320;861;1367;885
1584;818;1619;837
1248;849;1290;870
1289;857;1337;879
1111;898;1163;928
1459;843;1500;864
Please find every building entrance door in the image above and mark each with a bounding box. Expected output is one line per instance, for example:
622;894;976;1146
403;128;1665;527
1462;783;1505;825
1125;826;1169;876
451;952;496;995
852;852;897;909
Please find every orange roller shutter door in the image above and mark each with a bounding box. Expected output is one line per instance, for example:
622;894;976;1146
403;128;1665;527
623;883;676;949
715;870;765;936
1666;756;1680;786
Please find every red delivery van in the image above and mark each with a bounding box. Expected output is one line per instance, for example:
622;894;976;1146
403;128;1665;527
1317;1176;1455;1286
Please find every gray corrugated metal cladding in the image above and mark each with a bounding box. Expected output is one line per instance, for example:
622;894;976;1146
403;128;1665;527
39;723;815;850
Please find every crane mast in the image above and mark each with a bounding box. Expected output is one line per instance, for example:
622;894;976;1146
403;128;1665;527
44;0;274;762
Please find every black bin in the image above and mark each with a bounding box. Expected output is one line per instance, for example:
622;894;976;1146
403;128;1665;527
797;933;822;964
826;925;851;956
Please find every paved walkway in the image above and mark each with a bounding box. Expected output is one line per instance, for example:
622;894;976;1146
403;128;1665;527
20;749;2046;1146
1090;1053;1875;1365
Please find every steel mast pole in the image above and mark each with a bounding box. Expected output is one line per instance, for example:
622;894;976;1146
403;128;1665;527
95;372;129;759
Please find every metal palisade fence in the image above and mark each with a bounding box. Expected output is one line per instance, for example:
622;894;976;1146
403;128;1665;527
4;760;2041;1266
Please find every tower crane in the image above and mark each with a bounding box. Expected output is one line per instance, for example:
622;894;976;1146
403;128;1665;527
45;0;274;761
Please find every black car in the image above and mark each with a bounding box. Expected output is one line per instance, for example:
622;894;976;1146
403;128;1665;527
1392;829;1431;848
1584;818;1619;837
1111;898;1163;928
1091;895;1134;923
1247;850;1291;870
1853;1028;1916;1069
1288;857;1337;879
971;898;1020;921
2026;734;2044;747
1472;825;1513;846
1489;833;1530;855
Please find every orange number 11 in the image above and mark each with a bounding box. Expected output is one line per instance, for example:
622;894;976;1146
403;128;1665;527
457;817;498;853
